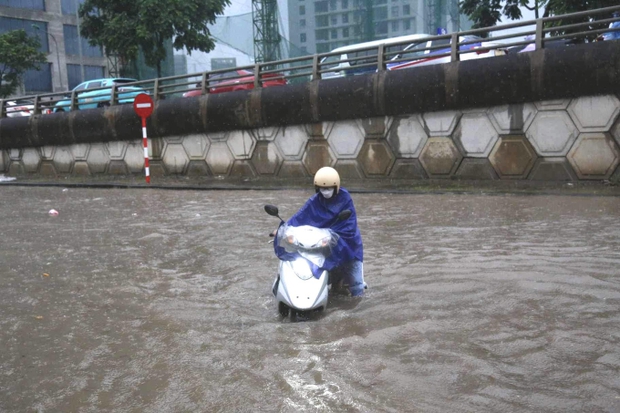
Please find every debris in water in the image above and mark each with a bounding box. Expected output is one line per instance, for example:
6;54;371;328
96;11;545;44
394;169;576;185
0;174;16;182
43;273;50;277
48;209;59;216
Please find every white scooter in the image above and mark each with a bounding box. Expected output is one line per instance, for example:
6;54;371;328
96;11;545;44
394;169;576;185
264;204;351;317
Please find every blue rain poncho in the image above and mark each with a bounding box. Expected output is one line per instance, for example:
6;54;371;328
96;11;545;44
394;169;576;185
273;188;363;276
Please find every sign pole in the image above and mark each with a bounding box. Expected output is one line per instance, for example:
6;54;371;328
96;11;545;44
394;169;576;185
133;93;155;184
141;116;150;184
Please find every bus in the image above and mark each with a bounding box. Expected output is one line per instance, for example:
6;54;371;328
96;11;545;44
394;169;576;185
319;34;430;79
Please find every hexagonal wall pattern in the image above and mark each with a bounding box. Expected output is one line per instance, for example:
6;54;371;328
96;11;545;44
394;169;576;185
22;148;41;173
529;157;577;181
358;140;395;177
419;138;462;178
182;134;210;160
361;117;391;139
162;143;189;174
453;112;498;158
567;133;620;179
124;141;145;173
488;103;537;134
274;126;308;160
53;147;74;174
255;126;279;141
567;95;620;133
334;159;364;179
206;142;234;176
251;142;283;175
422;110;461;137
526;111;579;156
302;141;335;175
455;159;498;180
387;115;428;158
535;99;571;111
227;131;255;160
0;150;6;172
327;121;365;159
86;144;109;174
389;159;428;179
70;144;90;160
489;135;537;179
278;160;308;178
107;142;127;160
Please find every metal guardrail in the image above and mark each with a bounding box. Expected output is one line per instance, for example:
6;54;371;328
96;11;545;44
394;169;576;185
1;4;619;118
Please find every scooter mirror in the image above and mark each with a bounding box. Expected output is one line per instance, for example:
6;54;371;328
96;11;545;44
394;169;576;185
264;204;280;217
338;209;352;221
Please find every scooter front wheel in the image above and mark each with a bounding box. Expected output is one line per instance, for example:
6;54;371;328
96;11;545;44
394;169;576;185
278;302;290;317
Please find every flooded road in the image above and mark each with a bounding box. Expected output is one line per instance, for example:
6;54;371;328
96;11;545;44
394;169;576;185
1;186;619;412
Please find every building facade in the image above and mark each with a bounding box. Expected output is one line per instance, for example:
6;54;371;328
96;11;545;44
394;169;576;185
0;0;108;96
287;0;465;55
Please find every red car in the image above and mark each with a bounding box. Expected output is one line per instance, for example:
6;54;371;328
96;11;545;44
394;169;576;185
182;69;287;97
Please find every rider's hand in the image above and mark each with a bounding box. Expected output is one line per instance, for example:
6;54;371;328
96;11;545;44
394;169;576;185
269;229;277;237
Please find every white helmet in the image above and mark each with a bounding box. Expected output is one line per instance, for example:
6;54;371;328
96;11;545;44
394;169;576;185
314;166;340;194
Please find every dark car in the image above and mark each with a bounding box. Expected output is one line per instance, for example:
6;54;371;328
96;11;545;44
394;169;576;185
182;69;287;97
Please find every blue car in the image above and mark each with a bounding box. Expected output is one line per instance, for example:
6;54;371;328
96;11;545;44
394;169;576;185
53;78;147;112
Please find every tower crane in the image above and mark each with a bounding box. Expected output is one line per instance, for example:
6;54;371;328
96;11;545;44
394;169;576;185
252;0;282;63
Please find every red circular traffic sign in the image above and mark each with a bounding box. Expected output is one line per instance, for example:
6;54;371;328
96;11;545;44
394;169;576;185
133;93;154;118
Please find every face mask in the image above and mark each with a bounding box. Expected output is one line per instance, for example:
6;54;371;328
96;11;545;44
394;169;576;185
320;188;334;199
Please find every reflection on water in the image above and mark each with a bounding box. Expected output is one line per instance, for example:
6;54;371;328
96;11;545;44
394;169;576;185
0;187;619;412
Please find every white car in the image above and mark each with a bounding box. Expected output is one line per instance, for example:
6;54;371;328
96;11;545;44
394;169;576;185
5;99;34;117
387;35;506;71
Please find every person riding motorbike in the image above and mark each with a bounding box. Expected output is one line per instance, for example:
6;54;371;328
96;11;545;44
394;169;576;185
602;11;620;41
281;166;366;296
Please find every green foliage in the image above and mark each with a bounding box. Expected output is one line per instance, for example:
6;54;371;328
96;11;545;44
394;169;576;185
79;0;231;78
460;0;619;38
0;30;47;98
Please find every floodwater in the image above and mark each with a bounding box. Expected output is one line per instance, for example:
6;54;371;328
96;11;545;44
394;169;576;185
0;186;619;413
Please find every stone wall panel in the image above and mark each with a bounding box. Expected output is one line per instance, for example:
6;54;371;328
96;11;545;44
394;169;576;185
567;133;620;179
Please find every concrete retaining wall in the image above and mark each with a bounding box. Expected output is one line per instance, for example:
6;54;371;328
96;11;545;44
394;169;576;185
2;93;620;181
1;41;620;182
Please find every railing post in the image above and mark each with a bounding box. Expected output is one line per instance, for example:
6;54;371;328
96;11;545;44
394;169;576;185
70;90;77;111
33;95;41;115
377;43;385;71
451;33;459;62
254;63;261;89
312;55;321;81
0;99;4;118
535;19;544;50
201;72;208;95
153;78;160;101
110;83;117;105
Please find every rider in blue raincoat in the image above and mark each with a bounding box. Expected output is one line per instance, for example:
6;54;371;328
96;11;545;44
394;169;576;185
274;166;366;296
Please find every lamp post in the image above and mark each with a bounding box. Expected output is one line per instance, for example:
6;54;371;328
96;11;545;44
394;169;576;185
33;25;63;92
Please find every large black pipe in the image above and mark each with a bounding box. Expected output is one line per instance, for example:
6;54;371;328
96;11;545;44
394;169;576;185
1;41;619;150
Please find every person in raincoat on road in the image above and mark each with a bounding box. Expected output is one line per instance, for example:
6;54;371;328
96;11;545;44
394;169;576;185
285;166;367;296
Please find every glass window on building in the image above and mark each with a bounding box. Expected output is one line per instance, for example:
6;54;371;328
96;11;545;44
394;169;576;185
299;5;305;15
0;0;44;10
300;19;306;28
63;25;102;57
300;33;306;43
316;15;328;27
342;13;349;23
0;17;49;52
331;29;338;39
315;1;327;13
66;64;104;89
391;21;399;32
331;15;338;25
343;27;349;38
317;43;330;53
375;6;387;20
404;19;412;31
61;0;84;15
403;4;410;15
329;0;336;11
375;0;387;4
342;0;348;9
391;5;399;17
375;21;388;35
316;29;328;41
24;62;51;92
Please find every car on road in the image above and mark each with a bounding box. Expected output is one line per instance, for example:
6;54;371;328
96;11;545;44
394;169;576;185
53;78;147;112
182;69;287;97
386;35;506;71
5;99;35;117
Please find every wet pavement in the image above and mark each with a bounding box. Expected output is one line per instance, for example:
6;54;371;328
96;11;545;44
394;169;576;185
1;186;619;412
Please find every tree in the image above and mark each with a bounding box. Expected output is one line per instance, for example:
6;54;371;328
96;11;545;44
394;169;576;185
79;0;231;78
460;0;619;32
0;30;47;98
